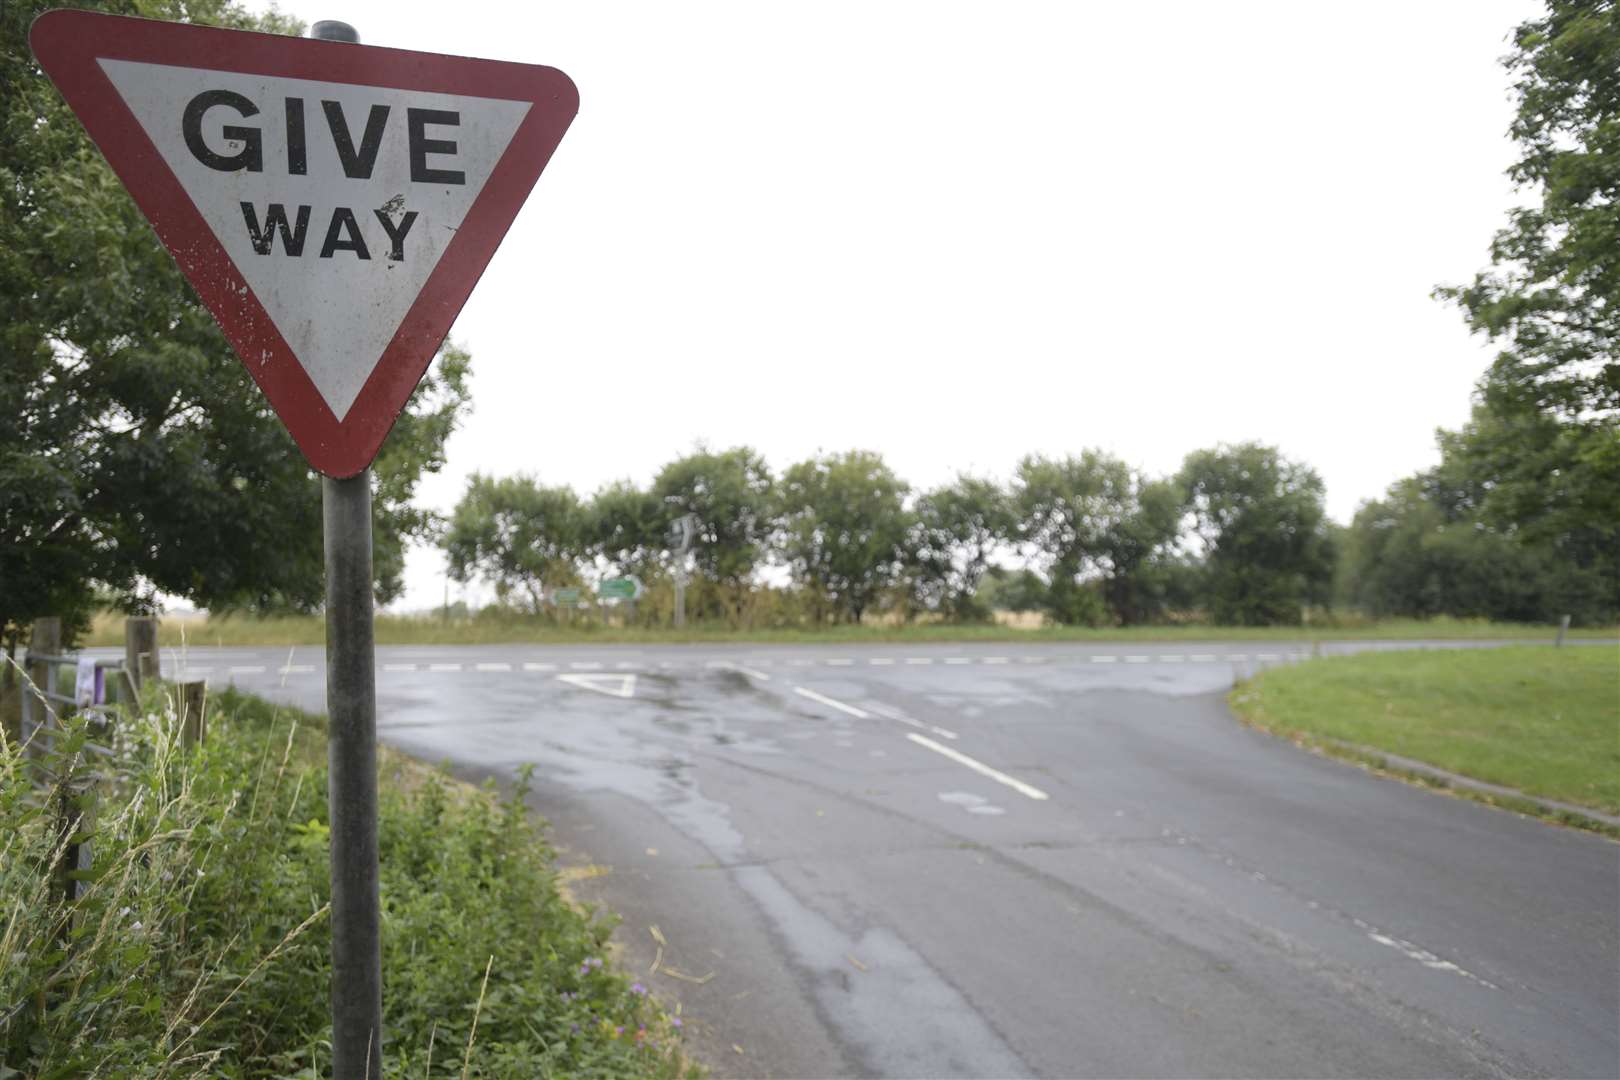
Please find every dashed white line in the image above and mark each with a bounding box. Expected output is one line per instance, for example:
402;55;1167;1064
229;665;266;675
1020;657;1044;664
1124;655;1151;664
383;663;416;672
1228;654;1249;662
708;661;771;681
615;661;638;670
523;662;556;672
982;657;1010;665
1257;653;1280;661
1158;655;1185;664
1189;654;1218;663
868;658;895;666
569;661;603;670
429;663;461;672
793;686;870;719
904;658;934;666
1365;931;1498;989
944;658;971;666
1090;655;1118;664
476;662;511;672
906;734;1049;801
278;664;314;675
177;666;214;676
826;658;855;667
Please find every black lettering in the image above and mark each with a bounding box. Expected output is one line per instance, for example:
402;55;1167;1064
241;202;311;255
319;207;370;259
372;208;419;261
285;98;307;175
321;100;390;179
182;89;262;172
408;108;464;184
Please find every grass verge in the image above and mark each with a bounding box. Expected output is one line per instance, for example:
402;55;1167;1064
82;611;1615;649
1;684;698;1078
1230;645;1620;830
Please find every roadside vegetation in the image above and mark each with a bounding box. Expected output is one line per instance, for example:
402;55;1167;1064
0;685;695;1078
1231;646;1620;824
79;610;1614;649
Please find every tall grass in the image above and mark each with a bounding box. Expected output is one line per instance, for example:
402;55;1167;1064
1;679;695;1078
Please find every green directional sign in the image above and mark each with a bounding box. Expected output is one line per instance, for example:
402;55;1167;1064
597;577;642;601
551;587;585;608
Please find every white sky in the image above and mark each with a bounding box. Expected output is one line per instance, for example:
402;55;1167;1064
259;0;1539;611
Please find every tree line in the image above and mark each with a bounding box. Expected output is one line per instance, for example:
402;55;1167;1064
440;442;1339;627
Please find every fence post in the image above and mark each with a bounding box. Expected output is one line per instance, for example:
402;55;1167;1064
23;618;61;760
124;616;159;691
180;681;207;746
1555;614;1571;648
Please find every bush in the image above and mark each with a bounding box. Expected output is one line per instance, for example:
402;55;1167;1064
1;686;694;1078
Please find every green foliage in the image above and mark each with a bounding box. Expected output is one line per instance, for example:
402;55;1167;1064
444;475;587;611
0;0;472;647
589;481;665;578
1178;443;1335;625
777;451;911;623
909;476;1016;621
0;686;692;1078
650;448;775;621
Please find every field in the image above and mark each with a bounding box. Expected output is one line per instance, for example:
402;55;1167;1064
1231;645;1620;818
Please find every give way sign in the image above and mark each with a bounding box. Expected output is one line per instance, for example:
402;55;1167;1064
30;10;578;477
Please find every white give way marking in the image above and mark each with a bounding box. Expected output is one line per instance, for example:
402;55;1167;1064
556;673;637;699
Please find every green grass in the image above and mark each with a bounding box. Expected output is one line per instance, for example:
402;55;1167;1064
1;684;698;1078
1230;645;1620;817
82;611;1615;649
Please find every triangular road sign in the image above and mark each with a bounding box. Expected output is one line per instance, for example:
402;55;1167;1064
30;10;578;476
557;673;638;699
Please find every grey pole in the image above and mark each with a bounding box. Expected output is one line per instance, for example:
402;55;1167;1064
311;23;380;1078
324;470;382;1079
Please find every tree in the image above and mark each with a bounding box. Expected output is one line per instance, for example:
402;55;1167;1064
442;475;585;610
1177;443;1334;625
650;447;774;620
1434;0;1618;599
909;475;1016;620
587;480;665;578
0;0;472;653
777;451;911;623
1012;451;1179;625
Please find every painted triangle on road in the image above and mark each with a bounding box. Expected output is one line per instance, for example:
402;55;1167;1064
30;10;577;476
556;673;637;699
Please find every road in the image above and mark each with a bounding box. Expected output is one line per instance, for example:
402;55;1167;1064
130;640;1618;1078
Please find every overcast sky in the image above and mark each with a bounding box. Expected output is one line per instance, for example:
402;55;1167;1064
260;0;1539;611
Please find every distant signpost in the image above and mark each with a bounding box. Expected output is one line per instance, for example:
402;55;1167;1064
597;577;642;602
550;586;586;609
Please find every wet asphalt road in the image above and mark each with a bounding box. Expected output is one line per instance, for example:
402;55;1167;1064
138;640;1618;1078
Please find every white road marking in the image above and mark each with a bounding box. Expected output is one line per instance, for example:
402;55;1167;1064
177;666;214;676
476;662;511;672
904;658;934;666
1090;655;1118;664
793;686;870;719
826;658;855;667
945;658;971;665
429;663;461;672
982;657;1009;665
278;664;314;675
1189;654;1218;663
523;662;556;671
1257;653;1280;661
1158;655;1185;664
383;663;416;672
1365;931;1497;989
906;735;1049;801
569;661;603;670
930;725;960;741
1020;657;1044;664
868;658;895;666
1228;654;1249;662
229;665;266;675
615;661;638;670
790;659;814;667
557;673;637;699
1124;655;1151;664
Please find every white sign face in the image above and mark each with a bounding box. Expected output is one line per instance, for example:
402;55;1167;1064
100;60;530;421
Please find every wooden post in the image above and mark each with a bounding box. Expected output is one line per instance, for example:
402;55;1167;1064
1556;614;1571;647
23;618;61;759
179;681;207;746
124;616;159;691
